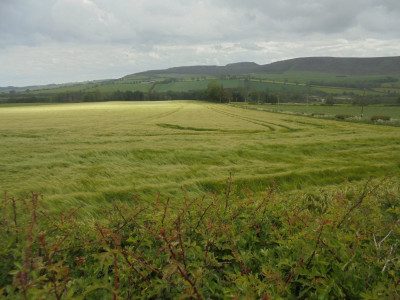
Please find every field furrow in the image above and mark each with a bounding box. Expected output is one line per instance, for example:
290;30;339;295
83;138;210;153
1;101;399;214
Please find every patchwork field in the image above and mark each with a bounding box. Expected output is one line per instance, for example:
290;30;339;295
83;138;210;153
1;101;399;216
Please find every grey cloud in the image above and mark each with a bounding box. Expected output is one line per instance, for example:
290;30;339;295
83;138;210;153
214;0;400;38
2;0;400;46
1;0;399;86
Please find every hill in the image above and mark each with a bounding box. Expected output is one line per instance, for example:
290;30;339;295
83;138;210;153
2;56;400;105
135;56;400;77
134;62;260;77
258;56;400;75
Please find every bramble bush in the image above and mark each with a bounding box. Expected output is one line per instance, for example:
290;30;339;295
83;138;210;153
1;176;399;299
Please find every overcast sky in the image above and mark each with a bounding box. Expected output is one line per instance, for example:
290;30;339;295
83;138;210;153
1;0;400;86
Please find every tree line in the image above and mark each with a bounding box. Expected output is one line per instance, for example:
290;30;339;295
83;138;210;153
1;81;272;104
2;80;399;105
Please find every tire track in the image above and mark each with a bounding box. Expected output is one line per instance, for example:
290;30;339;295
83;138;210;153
137;104;185;124
207;105;298;132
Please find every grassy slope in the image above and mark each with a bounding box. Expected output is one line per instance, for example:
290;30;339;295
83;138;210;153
1;101;399;217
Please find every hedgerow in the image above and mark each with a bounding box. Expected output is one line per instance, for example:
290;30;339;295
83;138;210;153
1;176;399;299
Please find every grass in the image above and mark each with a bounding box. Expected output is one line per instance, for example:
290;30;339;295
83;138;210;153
154;80;211;92
30;81;153;94
1;101;399;217
234;103;400;120
253;71;400;85
312;86;380;96
4;71;399;102
0;102;66;108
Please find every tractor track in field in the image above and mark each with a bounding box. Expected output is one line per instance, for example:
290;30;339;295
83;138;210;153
136;104;185;124
207;105;298;132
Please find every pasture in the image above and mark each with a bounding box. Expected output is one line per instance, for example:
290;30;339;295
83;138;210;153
1;101;399;215
234;103;400;120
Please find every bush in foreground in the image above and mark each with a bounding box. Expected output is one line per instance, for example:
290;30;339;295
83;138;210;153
1;177;399;299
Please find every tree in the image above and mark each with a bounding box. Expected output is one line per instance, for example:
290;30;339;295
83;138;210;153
205;81;225;102
132;91;144;101
83;90;103;102
231;89;245;102
124;91;135;101
326;95;335;105
249;88;260;104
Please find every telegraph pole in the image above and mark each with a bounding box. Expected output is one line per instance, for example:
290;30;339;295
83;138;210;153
360;89;365;119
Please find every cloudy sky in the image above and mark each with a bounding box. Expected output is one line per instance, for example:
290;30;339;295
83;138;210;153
1;0;400;86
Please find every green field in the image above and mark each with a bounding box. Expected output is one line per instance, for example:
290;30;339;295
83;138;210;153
31;81;153;95
234;103;400;120
3;69;399;105
1;101;399;216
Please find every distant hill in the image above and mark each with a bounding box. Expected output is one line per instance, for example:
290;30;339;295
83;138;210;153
2;56;400;91
135;62;260;77
136;56;400;77
258;56;400;75
0;80;111;93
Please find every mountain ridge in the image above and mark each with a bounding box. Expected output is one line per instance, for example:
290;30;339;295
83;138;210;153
2;56;400;91
135;56;400;77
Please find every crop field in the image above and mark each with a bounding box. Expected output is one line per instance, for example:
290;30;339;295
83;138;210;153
312;85;380;96
248;80;310;93
1;101;399;215
1;100;400;298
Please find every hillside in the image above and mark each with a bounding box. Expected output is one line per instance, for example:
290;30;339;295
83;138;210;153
135;56;400;77
2;56;400;105
134;62;260;77
258;56;400;75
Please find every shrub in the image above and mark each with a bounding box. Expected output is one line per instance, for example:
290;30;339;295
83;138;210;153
1;177;399;299
335;114;355;120
371;115;391;122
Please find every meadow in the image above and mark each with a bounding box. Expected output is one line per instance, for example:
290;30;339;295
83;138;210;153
1;101;399;298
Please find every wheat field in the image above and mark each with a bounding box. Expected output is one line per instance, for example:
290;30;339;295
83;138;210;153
1;101;399;216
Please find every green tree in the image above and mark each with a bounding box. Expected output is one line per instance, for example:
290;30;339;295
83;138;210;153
249;88;260;104
205;81;225;102
326;95;335;105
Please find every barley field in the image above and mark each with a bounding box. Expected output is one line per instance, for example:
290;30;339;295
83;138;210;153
1;101;399;216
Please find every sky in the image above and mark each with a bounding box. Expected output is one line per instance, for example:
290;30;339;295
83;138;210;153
1;0;400;87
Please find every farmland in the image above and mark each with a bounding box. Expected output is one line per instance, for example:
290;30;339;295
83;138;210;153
233;103;400;122
3;57;400;105
1;101;399;213
1;101;399;298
